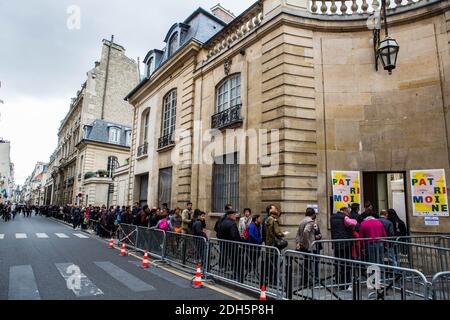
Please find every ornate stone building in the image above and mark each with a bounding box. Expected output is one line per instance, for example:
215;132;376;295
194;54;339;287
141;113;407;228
48;39;138;206
125;0;450;237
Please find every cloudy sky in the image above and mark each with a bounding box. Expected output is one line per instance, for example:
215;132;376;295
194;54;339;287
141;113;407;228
0;0;254;185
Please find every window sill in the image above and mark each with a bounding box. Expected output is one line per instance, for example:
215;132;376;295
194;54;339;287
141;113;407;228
208;212;225;218
136;154;148;161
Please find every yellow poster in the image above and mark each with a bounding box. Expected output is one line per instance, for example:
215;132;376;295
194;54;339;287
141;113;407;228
331;171;361;212
411;169;448;217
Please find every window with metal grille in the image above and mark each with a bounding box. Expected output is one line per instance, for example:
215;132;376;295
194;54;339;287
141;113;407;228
216;74;241;113
161;90;177;138
107;156;118;177
158;167;172;207
212;153;239;212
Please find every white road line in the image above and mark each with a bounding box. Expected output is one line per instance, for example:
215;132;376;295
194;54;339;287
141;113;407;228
36;233;49;239
55;263;104;297
73;233;89;239
8;265;41;300
15;233;27;239
0;234;4;239
55;233;69;238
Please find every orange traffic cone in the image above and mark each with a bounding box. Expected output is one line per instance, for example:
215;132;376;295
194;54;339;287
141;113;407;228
192;263;203;288
259;286;267;300
142;251;150;268
120;242;126;256
109;238;114;249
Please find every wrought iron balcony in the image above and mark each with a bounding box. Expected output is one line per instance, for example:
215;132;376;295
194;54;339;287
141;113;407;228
137;143;148;157
211;104;243;129
158;132;175;150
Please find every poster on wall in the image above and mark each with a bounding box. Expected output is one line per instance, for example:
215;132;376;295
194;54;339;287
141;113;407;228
331;171;361;212
411;169;449;217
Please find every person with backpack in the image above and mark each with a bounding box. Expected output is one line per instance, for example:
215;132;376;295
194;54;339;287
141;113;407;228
239;208;252;241
155;208;170;232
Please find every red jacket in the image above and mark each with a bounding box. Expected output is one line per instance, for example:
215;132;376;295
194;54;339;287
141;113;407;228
360;217;387;242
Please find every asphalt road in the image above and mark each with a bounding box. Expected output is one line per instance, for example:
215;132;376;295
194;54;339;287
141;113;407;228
0;213;232;300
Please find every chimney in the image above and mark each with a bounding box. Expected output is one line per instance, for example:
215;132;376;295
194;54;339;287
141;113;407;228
211;4;235;24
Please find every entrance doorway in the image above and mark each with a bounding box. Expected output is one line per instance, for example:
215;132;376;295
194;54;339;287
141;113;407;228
362;172;409;230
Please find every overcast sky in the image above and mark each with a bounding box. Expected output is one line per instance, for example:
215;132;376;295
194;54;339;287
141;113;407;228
0;0;254;185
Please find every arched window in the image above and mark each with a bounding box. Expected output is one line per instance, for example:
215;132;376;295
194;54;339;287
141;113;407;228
107;156;118;177
216;74;241;113
168;33;178;57
161;90;177;138
146;57;154;77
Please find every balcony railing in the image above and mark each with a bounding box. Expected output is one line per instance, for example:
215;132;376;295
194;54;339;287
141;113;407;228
137;143;148;157
309;0;422;16
211;104;243;129
158;133;175;150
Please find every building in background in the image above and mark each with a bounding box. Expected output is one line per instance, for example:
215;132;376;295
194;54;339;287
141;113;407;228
21;162;48;206
48;38;139;207
125;0;450;237
0;138;14;204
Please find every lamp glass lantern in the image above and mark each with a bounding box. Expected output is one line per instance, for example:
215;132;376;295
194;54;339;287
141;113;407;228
378;36;399;74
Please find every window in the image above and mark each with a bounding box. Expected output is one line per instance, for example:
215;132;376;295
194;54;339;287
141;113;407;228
161;90;177;138
107;156;118;177
125;130;131;147
158;167;172;207
168;33;178;57
216;74;241;113
212;153;239;212
109;127;121;144
143;111;149;143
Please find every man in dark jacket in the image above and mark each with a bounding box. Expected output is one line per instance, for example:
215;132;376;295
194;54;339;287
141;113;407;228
330;207;354;289
218;209;243;281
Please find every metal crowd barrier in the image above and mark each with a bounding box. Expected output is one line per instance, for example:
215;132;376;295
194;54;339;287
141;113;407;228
135;226;166;260
282;250;429;300
431;271;450;300
164;231;208;272
206;238;282;299
117;223;138;249
395;235;450;249
312;238;450;280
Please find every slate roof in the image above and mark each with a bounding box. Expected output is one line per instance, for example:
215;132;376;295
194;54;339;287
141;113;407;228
83;119;131;147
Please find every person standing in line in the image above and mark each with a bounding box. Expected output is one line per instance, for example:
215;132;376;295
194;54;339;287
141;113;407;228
359;209;387;264
239;208;252;241
181;201;193;234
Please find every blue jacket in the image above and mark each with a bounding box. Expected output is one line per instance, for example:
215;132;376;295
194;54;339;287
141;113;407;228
248;223;262;244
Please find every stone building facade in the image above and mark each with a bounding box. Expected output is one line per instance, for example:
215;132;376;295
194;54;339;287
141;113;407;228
49;39;138;206
125;0;450;237
0;138;14;204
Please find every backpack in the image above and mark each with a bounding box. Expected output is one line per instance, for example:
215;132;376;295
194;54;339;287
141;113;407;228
243;225;250;241
159;218;169;231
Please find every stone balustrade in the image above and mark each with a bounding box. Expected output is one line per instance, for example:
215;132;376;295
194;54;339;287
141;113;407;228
205;7;263;62
309;0;421;15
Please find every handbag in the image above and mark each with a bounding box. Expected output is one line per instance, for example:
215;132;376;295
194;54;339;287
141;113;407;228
271;220;288;250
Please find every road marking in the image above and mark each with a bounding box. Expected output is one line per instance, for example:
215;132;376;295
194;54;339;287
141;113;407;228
55;233;69;238
128;261;191;288
15;233;27;239
8;265;41;300
94;261;155;292
36;233;49;239
73;233;89;239
55;263;104;297
0;234;4;239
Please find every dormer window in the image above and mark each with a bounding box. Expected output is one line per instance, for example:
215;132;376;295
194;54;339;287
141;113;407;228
109;127;121;144
168;32;178;57
146;57;154;77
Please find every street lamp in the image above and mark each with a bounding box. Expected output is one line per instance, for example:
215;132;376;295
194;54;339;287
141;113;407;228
374;0;400;75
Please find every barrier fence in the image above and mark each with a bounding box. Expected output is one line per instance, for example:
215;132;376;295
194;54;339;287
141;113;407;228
432;272;450;300
164;232;208;271
63;219;449;300
282;250;429;300
207;238;282;299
